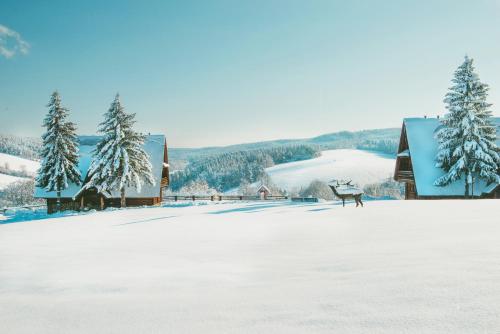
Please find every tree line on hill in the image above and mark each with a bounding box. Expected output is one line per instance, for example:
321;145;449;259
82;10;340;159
0;135;41;160
169;145;320;193
356;139;398;155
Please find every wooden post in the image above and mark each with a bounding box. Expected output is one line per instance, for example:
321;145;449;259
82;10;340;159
174;195;178;202
56;191;61;212
120;188;126;208
100;196;104;210
80;196;84;210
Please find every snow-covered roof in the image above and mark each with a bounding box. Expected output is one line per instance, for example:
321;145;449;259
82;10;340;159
258;185;271;194
34;135;166;199
404;117;500;197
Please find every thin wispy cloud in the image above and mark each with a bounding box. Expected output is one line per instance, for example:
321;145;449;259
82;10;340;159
0;24;30;58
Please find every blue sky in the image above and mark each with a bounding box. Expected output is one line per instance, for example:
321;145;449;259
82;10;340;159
1;0;500;147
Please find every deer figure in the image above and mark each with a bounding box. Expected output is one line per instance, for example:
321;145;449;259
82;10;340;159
328;180;364;207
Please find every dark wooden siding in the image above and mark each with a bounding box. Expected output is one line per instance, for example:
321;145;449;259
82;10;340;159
405;183;417;200
47;198;81;214
46;195;161;214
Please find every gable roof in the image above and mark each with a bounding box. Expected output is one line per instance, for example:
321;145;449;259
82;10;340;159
258;185;271;194
34;134;166;199
403;117;500;197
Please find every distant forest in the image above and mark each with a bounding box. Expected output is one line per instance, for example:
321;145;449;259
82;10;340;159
356;139;398;155
170;145;320;192
0;135;41;160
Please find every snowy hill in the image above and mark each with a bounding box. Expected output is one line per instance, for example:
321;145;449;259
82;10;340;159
168;128;399;161
0;152;39;189
266;149;395;190
0;152;39;175
0;173;29;189
1;200;499;333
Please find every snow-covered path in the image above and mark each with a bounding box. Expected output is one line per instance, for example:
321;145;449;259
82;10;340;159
1;200;499;333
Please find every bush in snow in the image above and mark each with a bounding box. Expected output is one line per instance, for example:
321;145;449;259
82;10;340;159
434;56;500;197
238;180;257;196
299;180;334;200
0;163;33;178
364;178;404;199
80;94;155;207
164;180;218;196
36;91;81;211
0;179;43;207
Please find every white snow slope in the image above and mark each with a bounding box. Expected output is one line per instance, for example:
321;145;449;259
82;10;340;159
0;152;39;189
0;152;39;175
266;149;395;190
1;200;499;333
0;173;28;189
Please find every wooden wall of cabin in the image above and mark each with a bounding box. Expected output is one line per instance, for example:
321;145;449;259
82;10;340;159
47;198;81;214
104;197;161;207
46;197;162;213
405;182;417;200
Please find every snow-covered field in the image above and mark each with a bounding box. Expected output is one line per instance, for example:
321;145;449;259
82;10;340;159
1;200;499;333
266;149;395;190
0;173;29;189
0;152;39;175
0;152;39;189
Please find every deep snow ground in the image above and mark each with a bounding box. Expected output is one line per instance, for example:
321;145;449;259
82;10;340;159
265;149;395;191
1;200;499;333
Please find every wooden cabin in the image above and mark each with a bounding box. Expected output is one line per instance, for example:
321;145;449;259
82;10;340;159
35;135;170;213
258;185;271;200
394;117;500;199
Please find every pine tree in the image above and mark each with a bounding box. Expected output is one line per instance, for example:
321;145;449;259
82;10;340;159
36;91;81;211
434;56;500;197
80;94;155;207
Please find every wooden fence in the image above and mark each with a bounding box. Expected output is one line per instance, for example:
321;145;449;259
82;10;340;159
1;204;46;214
163;195;289;202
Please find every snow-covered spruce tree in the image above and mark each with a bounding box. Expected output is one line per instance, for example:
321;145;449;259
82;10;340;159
434;56;500;197
36;91;81;211
80;94;155;207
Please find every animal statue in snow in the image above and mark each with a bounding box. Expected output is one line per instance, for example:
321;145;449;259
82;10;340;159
328;180;364;207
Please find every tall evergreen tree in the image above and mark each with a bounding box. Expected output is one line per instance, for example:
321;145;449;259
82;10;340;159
434;56;500;196
80;94;155;207
36;91;81;211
